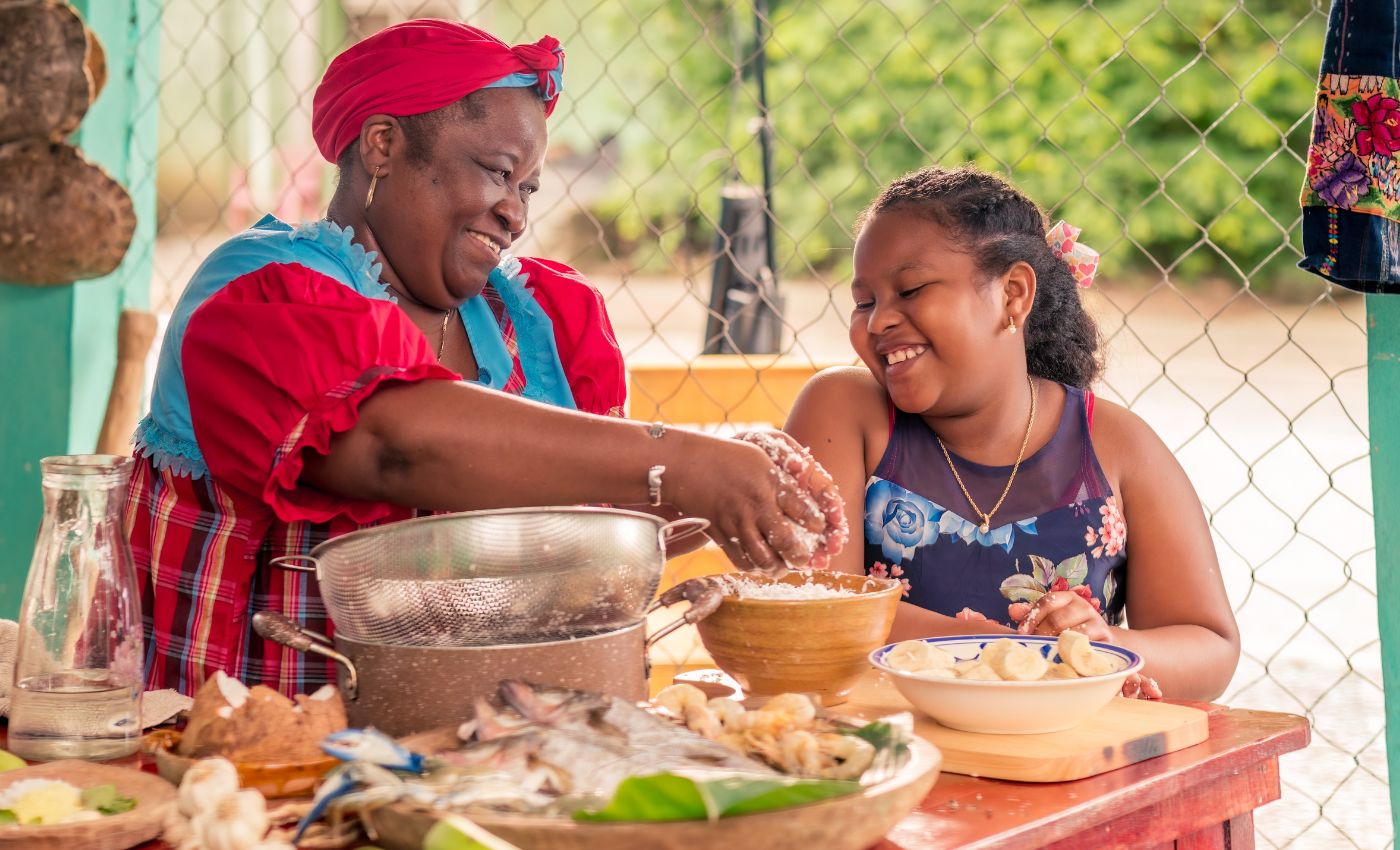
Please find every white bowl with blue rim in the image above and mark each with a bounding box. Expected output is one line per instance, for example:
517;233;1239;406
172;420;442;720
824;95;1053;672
868;634;1143;735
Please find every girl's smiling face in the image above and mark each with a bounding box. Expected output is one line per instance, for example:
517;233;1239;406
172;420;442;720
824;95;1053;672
849;208;1029;417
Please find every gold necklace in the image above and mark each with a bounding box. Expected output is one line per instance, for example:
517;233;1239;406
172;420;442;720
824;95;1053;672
936;376;1038;534
388;285;453;361
435;308;452;361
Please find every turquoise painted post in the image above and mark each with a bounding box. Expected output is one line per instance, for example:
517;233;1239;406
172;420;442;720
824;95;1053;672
0;0;160;616
1373;294;1400;840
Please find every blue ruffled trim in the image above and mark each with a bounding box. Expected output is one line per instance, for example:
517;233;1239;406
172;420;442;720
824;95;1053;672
132;416;209;479
288;219;387;300
489;255;575;409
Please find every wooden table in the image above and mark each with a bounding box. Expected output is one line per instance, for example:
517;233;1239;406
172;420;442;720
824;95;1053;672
873;704;1307;849
63;698;1305;850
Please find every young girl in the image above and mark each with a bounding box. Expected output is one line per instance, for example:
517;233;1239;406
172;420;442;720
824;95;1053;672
785;165;1240;700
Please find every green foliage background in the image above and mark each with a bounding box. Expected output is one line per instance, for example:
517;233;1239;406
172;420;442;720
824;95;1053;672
585;0;1325;291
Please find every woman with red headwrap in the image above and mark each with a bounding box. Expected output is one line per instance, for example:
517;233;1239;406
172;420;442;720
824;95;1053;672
127;19;844;696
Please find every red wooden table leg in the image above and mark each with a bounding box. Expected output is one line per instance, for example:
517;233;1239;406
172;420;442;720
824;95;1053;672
1038;760;1277;850
1224;813;1255;850
1175;826;1227;849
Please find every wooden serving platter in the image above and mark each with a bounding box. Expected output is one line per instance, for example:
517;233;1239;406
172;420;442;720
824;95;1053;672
145;728;336;799
371;727;942;850
839;673;1209;783
0;760;176;850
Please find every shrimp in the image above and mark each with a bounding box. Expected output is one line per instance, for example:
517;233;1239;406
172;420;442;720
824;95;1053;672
655;683;707;715
762;692;817;725
776;730;823;776
743;729;782;765
707;697;747;731
654;683;722;738
814;733;876;780
738;709;798;738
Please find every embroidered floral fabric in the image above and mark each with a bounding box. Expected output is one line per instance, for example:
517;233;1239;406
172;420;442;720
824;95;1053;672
1303;75;1400;220
1297;1;1400;294
862;385;1127;627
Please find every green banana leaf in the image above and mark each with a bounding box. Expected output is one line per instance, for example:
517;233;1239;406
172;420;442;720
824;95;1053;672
574;772;859;823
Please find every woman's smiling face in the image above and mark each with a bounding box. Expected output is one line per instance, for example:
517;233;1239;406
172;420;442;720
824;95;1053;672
370;87;548;309
849;208;1013;416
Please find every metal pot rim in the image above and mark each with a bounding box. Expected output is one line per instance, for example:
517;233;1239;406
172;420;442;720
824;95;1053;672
330;619;648;652
305;506;670;560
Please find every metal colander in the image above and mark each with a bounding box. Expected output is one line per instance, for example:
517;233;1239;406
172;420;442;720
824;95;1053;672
271;507;708;648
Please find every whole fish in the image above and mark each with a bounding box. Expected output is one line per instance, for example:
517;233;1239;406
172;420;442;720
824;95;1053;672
441;680;776;803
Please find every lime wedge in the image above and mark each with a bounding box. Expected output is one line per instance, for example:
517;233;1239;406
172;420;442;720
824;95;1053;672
423;815;522;850
0;750;25;773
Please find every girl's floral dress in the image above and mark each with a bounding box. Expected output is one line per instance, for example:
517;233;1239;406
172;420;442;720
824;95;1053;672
863;385;1127;627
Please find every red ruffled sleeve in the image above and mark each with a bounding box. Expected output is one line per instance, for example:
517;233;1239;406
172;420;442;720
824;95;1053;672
182;262;459;524
518;257;627;416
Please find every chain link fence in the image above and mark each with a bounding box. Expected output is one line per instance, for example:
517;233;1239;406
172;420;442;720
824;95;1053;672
146;1;1379;846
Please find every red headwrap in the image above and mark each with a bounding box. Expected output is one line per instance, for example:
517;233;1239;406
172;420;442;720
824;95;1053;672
311;19;564;163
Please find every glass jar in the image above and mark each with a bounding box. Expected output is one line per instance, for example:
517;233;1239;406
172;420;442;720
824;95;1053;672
9;455;143;761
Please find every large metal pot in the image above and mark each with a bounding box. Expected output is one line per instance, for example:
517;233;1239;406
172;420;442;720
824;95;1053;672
253;579;721;736
270;508;709;648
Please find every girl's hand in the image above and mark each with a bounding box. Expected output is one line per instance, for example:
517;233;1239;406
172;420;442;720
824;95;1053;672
1015;590;1113;642
1015;594;1161;698
1121;673;1163;700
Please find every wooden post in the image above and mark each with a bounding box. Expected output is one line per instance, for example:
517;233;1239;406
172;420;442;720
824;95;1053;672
1372;293;1400;841
0;0;160;617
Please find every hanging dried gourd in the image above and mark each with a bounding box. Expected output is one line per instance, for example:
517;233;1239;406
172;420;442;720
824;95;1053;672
0;138;136;285
0;0;104;143
0;0;135;286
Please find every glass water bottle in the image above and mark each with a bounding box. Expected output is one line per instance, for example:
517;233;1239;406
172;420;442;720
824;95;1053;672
9;455;144;761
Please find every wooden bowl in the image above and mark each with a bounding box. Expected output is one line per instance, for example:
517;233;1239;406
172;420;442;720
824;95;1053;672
143;729;336;799
694;570;902;704
368;729;941;850
0;760;175;850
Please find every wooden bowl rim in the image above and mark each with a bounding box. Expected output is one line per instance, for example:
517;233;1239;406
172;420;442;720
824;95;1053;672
0;760;175;842
713;570;903;607
145;729;340;773
386;732;940;831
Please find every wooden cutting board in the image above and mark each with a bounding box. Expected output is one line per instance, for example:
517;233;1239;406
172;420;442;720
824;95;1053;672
0;760;176;849
838;673;1210;783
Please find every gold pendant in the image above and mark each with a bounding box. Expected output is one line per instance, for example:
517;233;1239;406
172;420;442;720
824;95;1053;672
979;521;990;534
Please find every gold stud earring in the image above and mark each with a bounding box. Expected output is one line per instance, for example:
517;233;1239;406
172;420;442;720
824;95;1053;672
1007;315;1017;334
364;166;381;211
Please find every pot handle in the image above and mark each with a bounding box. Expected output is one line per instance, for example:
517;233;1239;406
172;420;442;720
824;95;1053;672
269;554;319;575
657;517;710;551
644;576;724;649
252;611;358;700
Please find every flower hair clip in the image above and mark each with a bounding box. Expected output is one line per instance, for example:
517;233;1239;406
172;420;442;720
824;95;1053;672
1046;220;1099;288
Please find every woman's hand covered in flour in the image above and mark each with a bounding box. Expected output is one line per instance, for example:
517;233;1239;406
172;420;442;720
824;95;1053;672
667;437;825;575
734;430;849;570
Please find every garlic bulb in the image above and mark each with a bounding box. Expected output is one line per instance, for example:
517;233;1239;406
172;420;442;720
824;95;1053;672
191;788;269;850
178;757;240;818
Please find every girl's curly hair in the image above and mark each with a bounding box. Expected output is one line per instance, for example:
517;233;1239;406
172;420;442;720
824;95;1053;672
859;164;1103;388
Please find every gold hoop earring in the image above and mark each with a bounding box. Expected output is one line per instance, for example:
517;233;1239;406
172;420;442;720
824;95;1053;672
1007;315;1017;334
365;166;381;211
